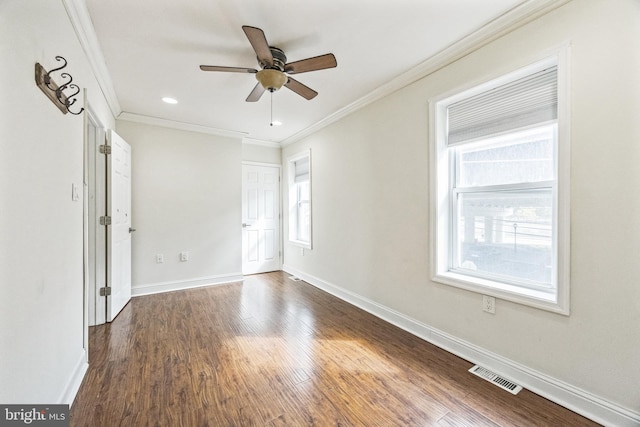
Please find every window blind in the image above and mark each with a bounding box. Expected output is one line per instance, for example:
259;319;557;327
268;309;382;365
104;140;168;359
294;157;309;183
447;66;557;145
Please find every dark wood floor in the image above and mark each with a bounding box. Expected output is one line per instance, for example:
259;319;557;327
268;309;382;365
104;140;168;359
70;271;599;426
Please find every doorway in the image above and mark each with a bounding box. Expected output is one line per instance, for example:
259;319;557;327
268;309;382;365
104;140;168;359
242;163;281;275
84;117;132;327
84;108;107;327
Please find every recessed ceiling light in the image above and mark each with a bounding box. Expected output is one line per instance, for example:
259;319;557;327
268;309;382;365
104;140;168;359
271;120;282;126
162;97;178;104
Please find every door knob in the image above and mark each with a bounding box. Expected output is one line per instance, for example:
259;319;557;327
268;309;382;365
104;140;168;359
242;223;251;228
129;227;137;233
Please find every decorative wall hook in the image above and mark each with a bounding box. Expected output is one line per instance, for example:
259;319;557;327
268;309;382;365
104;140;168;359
35;56;84;115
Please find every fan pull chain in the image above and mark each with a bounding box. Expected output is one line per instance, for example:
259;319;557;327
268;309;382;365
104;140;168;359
270;90;274;126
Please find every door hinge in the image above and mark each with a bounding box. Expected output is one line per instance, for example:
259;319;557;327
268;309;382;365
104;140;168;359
99;286;112;296
99;144;112;155
99;215;112;226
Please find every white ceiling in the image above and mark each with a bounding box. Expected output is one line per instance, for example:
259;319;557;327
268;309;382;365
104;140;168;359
84;0;532;144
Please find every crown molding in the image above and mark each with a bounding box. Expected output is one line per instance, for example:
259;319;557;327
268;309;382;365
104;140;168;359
62;0;570;146
242;138;282;148
118;112;248;139
280;0;571;146
62;0;121;117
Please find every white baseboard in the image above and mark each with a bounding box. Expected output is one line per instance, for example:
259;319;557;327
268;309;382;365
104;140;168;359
283;264;640;427
60;349;88;407
132;273;244;297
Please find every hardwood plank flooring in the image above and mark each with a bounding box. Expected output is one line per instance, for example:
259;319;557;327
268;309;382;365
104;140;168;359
70;271;600;426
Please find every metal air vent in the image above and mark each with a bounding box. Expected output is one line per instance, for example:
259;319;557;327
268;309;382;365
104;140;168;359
469;365;523;395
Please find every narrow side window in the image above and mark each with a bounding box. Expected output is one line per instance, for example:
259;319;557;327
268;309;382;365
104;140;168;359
288;151;312;249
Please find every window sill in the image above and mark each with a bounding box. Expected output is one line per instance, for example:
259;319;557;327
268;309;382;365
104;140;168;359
433;271;568;315
289;239;312;250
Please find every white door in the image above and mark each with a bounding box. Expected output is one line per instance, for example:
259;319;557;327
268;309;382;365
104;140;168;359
242;164;281;274
106;130;132;321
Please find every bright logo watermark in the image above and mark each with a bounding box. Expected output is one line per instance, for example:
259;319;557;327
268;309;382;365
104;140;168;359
0;405;68;426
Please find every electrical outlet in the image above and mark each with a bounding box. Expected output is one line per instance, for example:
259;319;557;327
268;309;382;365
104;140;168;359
483;295;496;314
180;251;189;262
156;253;164;263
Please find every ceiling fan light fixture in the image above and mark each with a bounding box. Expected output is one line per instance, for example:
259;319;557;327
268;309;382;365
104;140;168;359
199;26;335;102
255;69;287;92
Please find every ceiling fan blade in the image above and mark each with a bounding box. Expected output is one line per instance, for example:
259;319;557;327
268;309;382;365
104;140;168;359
200;65;257;73
246;82;266;102
242;26;273;67
284;77;318;100
285;53;337;74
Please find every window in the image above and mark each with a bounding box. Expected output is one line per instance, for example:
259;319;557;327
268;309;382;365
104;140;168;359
430;55;570;314
288;151;312;248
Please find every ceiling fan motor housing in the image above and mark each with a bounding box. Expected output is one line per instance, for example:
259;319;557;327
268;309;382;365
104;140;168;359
261;47;287;71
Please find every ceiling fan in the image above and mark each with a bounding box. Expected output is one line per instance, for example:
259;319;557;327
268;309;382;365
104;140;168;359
200;26;337;102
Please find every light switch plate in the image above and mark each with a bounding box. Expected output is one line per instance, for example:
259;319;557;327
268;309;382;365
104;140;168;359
71;183;79;201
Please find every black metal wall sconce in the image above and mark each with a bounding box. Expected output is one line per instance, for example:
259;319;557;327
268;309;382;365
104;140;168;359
35;56;84;115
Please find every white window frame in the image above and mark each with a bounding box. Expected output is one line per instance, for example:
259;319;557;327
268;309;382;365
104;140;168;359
287;150;312;249
429;51;571;315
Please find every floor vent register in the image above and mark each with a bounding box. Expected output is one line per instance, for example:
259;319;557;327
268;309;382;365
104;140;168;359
469;365;523;395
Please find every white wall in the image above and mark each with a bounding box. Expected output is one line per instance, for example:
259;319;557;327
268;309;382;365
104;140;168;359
283;1;640;424
116;121;243;294
242;142;281;164
0;0;115;404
